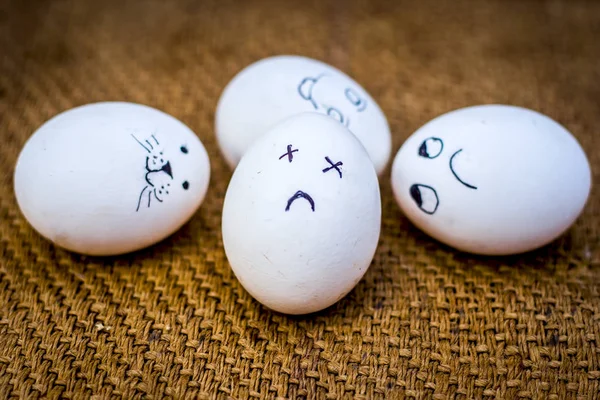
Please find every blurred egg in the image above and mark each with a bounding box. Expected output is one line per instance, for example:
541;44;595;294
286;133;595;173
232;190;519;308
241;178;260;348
391;104;592;255
222;113;381;314
14;102;211;256
215;55;391;175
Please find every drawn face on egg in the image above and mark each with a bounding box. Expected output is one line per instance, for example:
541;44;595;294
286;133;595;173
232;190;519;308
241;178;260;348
131;133;192;211
410;136;478;215
277;143;344;213
298;74;367;129
221;113;383;266
221;113;382;315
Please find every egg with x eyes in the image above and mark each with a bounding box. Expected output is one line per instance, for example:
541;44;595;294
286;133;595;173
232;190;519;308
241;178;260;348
391;105;591;255
222;112;381;315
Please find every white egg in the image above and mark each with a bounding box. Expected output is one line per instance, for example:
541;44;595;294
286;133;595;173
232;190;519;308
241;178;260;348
391;104;592;255
14;102;211;256
222;113;381;314
215;55;391;175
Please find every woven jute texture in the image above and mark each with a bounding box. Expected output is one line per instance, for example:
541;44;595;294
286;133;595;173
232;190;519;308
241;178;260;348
1;0;599;398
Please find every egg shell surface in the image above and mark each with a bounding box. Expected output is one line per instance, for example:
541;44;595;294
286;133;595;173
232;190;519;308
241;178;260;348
222;112;381;315
14;102;211;256
215;55;391;175
391;104;592;255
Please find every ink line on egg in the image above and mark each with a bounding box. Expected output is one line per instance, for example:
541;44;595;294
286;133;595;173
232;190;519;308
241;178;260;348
285;190;315;212
323;156;343;178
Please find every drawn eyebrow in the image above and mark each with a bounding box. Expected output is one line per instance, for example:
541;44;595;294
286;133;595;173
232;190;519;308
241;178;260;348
322;156;343;178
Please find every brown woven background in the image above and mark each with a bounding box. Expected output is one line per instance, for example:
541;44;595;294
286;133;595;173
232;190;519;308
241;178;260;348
1;0;599;398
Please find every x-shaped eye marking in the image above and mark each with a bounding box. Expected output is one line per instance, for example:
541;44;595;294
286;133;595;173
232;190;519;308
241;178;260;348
279;144;298;162
323;156;343;178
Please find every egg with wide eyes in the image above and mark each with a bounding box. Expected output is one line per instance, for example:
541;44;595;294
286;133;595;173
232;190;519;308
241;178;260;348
14;102;211;256
222;112;381;315
391;104;592;256
215;55;391;175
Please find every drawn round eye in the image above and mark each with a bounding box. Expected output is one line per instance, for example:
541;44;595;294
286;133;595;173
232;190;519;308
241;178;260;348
345;88;366;112
182;181;189;190
327;107;344;123
410;184;439;215
418;137;444;159
180;146;188;154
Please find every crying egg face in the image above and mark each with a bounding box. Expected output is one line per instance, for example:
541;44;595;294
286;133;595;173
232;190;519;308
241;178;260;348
222;113;381;315
391;105;591;255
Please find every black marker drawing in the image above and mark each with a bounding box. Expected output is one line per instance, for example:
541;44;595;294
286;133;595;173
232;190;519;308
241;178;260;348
285;190;315;212
449;149;477;190
279;144;298;162
298;74;367;128
323;156;343;178
132;133;191;211
418;137;444;159
410;184;439;215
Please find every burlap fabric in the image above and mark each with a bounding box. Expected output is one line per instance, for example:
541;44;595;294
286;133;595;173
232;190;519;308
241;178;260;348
0;0;599;398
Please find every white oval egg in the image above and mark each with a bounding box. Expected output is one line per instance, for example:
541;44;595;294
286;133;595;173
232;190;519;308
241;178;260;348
391;104;592;256
222;112;381;315
215;55;391;175
14;102;211;256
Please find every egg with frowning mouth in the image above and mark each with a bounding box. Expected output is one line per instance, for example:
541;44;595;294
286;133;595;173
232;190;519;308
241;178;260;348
391;104;591;256
222;112;381;315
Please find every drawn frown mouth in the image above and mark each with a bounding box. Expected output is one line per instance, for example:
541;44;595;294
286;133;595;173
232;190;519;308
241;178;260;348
449;149;477;190
285;190;315;212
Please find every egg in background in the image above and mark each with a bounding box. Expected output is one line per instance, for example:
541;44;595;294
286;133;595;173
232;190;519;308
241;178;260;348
391;104;591;256
215;55;391;175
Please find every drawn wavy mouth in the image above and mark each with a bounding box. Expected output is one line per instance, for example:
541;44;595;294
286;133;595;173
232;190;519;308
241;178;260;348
285;190;315;212
449;149;477;190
